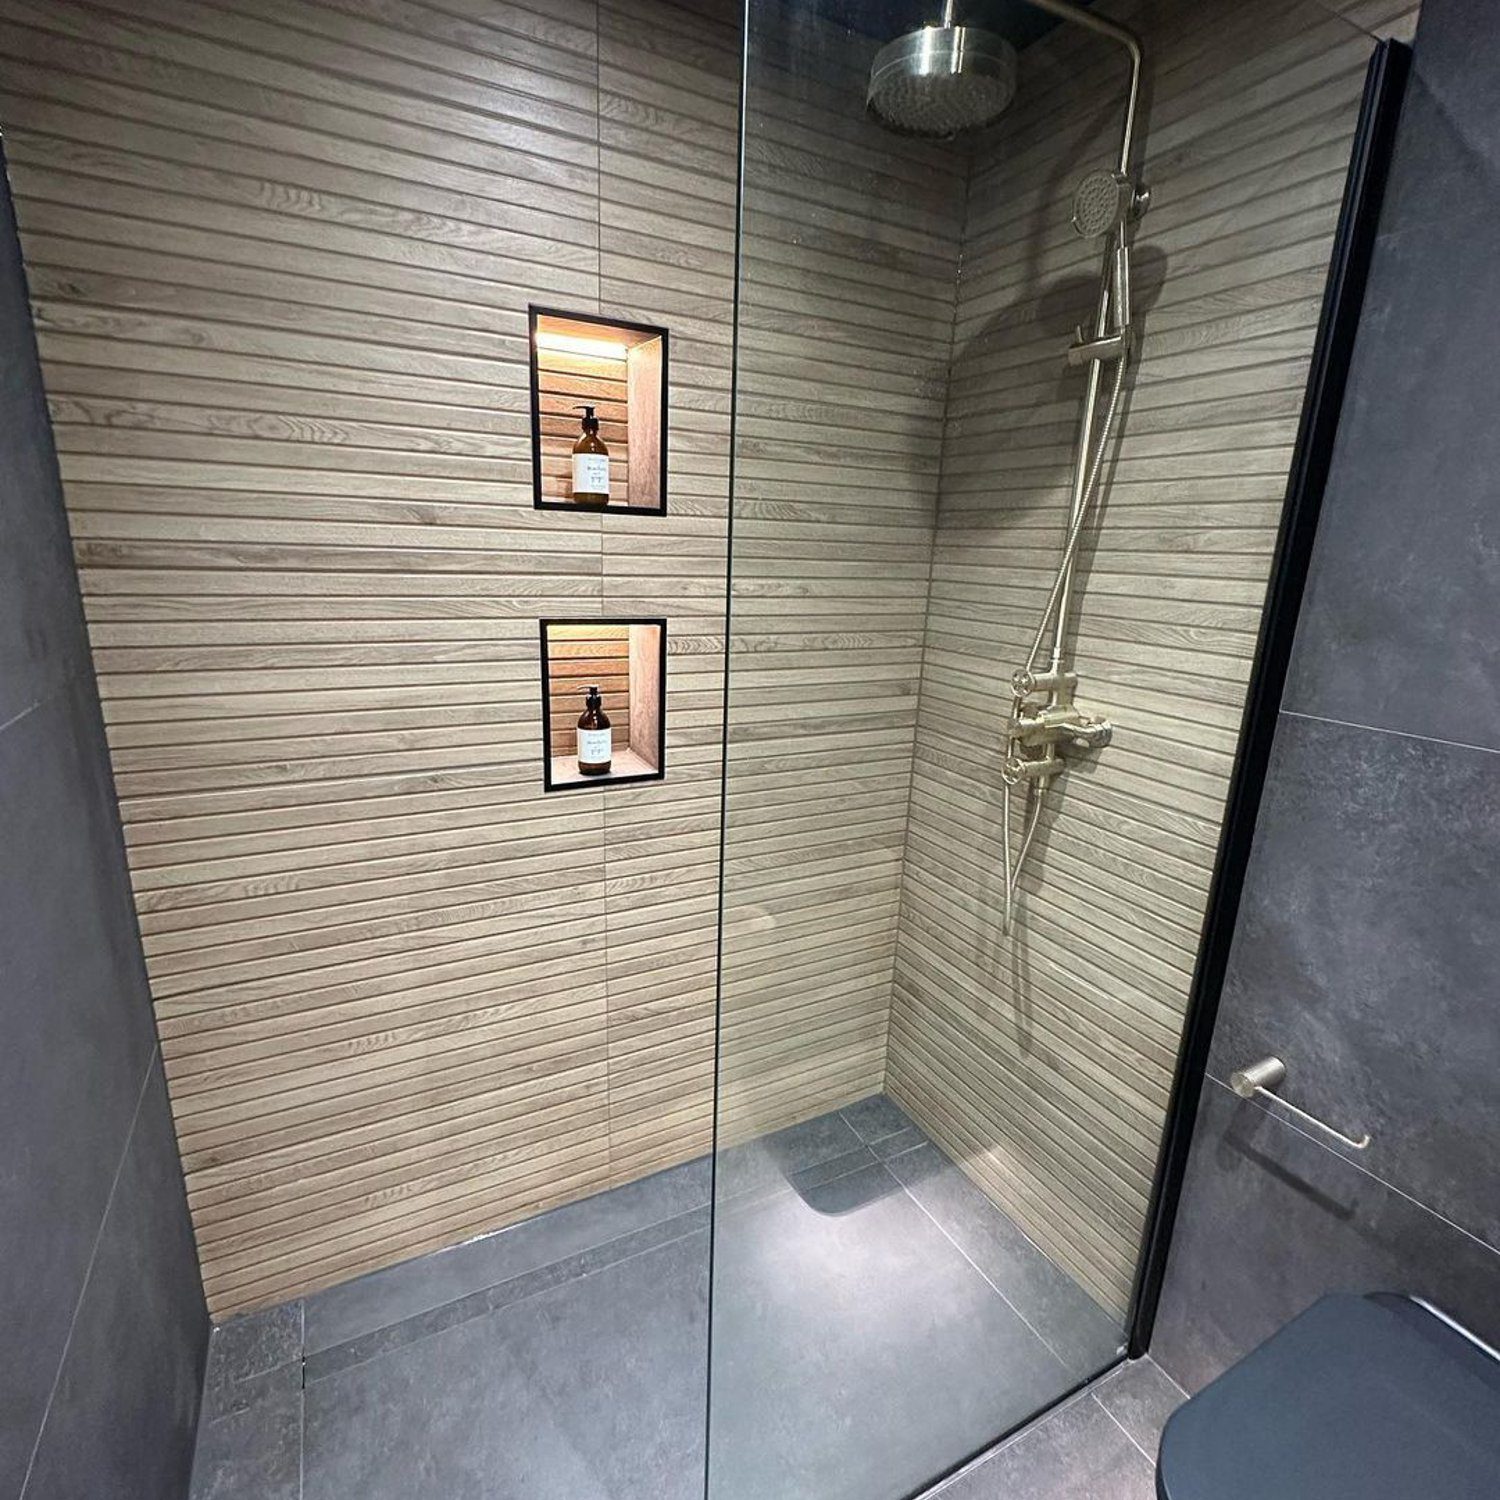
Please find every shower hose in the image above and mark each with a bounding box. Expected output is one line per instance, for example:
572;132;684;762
1001;346;1129;935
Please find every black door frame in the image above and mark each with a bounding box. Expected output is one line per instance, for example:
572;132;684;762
1127;37;1414;1356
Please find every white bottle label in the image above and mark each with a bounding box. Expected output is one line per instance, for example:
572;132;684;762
577;726;612;765
572;452;609;497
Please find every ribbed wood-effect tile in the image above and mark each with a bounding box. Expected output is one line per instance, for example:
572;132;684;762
886;0;1417;1313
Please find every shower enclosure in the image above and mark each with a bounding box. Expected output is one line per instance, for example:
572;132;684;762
706;0;1396;1495
0;0;1406;1493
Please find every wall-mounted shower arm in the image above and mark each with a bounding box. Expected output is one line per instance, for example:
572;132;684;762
1016;0;1143;175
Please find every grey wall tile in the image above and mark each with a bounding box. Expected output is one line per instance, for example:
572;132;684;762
23;1060;208;1500
1152;1082;1500;1393
1156;0;1500;1407
0;151;207;1499
1207;714;1500;1246
0;145;89;728
1282;195;1500;746
0;680;163;1495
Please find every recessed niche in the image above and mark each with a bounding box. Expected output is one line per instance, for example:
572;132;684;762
539;619;666;792
529;306;668;514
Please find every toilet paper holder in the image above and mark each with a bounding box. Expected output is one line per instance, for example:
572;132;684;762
1229;1056;1372;1151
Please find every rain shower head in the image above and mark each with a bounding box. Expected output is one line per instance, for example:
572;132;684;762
866;4;1018;138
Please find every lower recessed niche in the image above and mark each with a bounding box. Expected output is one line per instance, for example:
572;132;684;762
539;619;666;792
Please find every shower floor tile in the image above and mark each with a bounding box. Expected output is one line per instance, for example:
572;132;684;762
189;1095;1124;1500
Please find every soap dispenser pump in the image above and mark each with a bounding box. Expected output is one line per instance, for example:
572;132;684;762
571;404;610;510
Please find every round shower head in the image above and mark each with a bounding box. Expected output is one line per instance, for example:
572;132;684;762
1071;168;1136;238
866;22;1018;138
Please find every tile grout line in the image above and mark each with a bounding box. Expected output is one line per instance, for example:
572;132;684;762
307;1168;714;1358
1204;1076;1500;1259
19;1046;158;1499
1282;707;1500;759
888;1159;1077;1378
1091;1389;1157;1467
299;1298;306;1500
307;1212;711;1386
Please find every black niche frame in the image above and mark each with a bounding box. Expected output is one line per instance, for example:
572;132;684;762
538;617;668;794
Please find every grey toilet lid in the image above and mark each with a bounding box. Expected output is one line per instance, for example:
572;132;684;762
1156;1293;1500;1500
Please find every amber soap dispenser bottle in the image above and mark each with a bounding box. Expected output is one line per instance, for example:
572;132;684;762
571;404;610;509
577;684;612;776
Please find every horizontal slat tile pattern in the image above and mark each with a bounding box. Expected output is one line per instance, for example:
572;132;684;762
717;7;969;1141
0;0;740;1315
887;0;1412;1312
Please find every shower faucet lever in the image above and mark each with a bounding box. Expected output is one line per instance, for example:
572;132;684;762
1229;1056;1372;1151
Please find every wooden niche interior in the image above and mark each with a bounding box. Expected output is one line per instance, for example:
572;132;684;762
541;620;665;791
530;308;667;513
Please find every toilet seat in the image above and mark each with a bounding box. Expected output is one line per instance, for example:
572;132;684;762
1156;1293;1500;1500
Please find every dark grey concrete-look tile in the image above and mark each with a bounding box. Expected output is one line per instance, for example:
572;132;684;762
304;1230;709;1500
191;1362;301;1500
714;1109;864;1201
1152;1081;1500;1393
1282;193;1500;748
0;143;91;728
1206;714;1500;1248
202;1301;304;1422
886;1141;1124;1378
0;682;164;1497
928;1389;1156;1500
305;1205;708;1383
840;1092;916;1144
708;1158;1072;1500
24;1059;208;1500
304;1155;709;1354
1091;1358;1184;1462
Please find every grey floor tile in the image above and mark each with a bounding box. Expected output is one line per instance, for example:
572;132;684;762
304;1155;709;1353
708;1156;1073;1500
714;1109;864;1200
841;1092;916;1144
1091;1359;1184;1462
204;1302;303;1421
304;1230;708;1500
886;1141;1124;1378
870;1121;929;1160
305;1205;708;1383
191;1368;301;1500
209;1104;1129;1500
929;1390;1156;1500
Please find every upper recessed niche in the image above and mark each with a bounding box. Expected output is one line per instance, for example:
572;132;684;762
529;306;668;514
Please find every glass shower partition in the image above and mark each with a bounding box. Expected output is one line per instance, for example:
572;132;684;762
708;0;1387;1495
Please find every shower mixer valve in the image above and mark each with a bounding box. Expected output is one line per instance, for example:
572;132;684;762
1002;695;1112;786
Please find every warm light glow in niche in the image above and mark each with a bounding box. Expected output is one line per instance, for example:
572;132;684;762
534;330;630;361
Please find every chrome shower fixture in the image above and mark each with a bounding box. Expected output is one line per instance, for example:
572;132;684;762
1071;167;1148;239
866;0;1019;137
994;1;1150;934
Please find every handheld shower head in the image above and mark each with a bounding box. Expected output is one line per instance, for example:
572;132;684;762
866;3;1018;138
1071;168;1147;238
